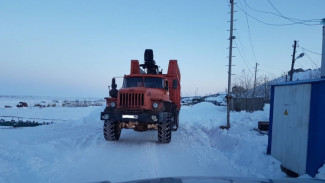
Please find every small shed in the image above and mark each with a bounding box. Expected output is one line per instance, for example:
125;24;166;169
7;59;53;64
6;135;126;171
267;78;325;177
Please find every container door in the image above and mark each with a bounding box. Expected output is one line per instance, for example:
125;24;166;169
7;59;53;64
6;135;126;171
271;84;311;174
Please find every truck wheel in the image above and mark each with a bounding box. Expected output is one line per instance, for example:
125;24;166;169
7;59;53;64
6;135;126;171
172;111;179;131
158;113;172;143
103;120;121;141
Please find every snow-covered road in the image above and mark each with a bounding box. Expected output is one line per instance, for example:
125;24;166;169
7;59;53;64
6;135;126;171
0;101;316;182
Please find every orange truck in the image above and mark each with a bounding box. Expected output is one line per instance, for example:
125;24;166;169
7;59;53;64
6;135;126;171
101;49;181;143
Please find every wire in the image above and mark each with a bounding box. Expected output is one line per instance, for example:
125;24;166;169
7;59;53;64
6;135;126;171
266;0;321;25
243;0;320;24
301;47;322;56
234;25;250;64
300;48;320;69
266;0;284;17
234;39;254;76
236;2;320;26
237;5;296;26
240;0;258;63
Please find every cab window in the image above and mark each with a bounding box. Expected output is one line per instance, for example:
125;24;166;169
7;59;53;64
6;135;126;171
144;78;164;89
123;77;143;88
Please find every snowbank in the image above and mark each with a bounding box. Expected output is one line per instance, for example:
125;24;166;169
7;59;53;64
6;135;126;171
316;163;325;179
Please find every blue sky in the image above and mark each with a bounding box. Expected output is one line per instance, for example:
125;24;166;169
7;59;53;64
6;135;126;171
0;0;324;97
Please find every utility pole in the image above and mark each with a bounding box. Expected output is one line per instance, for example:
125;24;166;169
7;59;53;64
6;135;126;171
321;25;325;78
290;40;297;81
225;0;235;130
264;75;267;99
252;62;259;97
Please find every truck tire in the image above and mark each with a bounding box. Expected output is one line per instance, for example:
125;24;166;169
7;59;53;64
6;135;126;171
103;120;121;141
158;113;172;143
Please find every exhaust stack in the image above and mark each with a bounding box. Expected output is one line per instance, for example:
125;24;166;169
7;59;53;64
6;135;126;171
140;49;159;74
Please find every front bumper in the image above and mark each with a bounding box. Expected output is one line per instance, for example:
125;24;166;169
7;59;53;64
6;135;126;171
101;109;166;123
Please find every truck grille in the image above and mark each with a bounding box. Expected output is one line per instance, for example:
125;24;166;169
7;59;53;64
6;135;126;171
119;93;144;107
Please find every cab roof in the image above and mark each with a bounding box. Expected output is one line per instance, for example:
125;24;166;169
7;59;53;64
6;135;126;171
124;74;166;79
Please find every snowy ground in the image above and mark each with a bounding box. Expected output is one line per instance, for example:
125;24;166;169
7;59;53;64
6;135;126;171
0;97;324;182
0;95;104;108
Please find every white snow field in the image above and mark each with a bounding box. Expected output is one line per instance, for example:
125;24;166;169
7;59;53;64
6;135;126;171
0;98;324;182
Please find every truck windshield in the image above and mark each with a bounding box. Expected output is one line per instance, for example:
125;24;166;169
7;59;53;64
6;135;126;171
123;77;143;88
144;77;164;89
123;77;164;89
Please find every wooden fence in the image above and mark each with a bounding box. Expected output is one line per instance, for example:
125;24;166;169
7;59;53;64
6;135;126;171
231;97;266;112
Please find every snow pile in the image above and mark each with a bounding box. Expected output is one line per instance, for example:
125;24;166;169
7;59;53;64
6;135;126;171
316;163;325;179
206;95;226;104
180;103;280;176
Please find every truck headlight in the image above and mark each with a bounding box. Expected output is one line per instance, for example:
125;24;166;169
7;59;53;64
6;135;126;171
102;114;109;120
152;102;158;109
151;115;158;122
110;102;116;107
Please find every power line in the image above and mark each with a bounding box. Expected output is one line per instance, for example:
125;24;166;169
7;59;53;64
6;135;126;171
234;39;254;76
301;47;322;56
266;0;321;25
240;0;258;63
300;47;320;68
234;30;249;64
266;0;284;17
236;3;320;26
242;0;320;25
233;24;249;61
233;23;254;74
237;5;296;26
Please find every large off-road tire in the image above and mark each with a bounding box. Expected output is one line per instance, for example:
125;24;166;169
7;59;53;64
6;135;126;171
172;111;179;131
158;113;172;143
103;120;121;141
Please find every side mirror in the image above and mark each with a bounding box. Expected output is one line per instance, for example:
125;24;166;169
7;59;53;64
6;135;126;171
109;78;118;98
165;81;169;90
